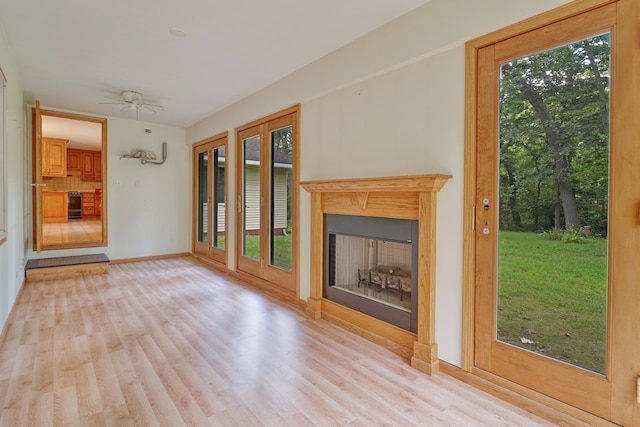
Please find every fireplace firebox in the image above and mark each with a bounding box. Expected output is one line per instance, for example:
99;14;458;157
324;214;418;332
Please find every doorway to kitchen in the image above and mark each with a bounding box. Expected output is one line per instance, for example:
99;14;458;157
33;102;107;251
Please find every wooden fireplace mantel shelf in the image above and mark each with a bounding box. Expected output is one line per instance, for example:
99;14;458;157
300;174;452;193
301;173;451;376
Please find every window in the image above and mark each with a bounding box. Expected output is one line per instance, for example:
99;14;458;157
0;66;7;245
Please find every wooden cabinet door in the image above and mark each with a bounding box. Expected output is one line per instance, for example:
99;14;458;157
42;137;67;177
42;191;68;223
67;149;81;171
93;152;102;181
83;193;95;216
81;152;94;180
81;150;101;181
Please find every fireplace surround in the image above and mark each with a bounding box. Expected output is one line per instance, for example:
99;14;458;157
301;174;450;375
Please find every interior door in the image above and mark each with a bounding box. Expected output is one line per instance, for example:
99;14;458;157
236;108;297;292
474;3;639;423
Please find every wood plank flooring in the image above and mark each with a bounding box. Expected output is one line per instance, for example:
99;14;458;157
0;257;553;426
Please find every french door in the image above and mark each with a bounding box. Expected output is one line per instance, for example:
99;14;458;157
472;2;639;424
193;133;227;264
235;106;298;292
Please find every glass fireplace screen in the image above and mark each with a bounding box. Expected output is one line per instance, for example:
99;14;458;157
324;214;418;332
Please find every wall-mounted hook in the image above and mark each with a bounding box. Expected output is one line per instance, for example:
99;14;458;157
141;142;167;165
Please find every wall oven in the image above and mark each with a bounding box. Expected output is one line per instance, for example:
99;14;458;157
68;191;83;219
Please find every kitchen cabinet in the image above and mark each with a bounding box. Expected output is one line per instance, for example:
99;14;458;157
67;149;82;172
42;137;68;177
82;192;96;217
95;191;102;217
82;150;102;182
42;191;68;223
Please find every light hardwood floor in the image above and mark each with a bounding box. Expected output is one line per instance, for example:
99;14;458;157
0;257;553;426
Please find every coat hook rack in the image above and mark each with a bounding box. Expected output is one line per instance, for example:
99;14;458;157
120;142;167;165
141;142;167;165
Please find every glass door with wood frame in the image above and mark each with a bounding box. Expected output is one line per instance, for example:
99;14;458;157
236;107;298;293
472;3;640;424
193;134;227;265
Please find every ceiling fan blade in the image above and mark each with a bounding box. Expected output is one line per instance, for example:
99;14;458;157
99;101;125;105
142;103;164;111
140;105;158;114
104;95;125;102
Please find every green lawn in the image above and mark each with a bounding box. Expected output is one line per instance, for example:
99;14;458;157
497;231;608;374
243;235;292;270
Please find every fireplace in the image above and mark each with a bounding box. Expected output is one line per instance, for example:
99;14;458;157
301;174;450;375
325;214;418;332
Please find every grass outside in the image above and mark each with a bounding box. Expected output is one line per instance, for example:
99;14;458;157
243;235;292;270
498;231;608;374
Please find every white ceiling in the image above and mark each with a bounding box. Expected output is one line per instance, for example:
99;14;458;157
0;0;430;128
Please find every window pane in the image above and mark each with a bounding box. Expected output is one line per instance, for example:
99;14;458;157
243;136;260;260
0;71;6;239
212;148;225;250
270;126;293;271
497;34;610;374
196;151;208;245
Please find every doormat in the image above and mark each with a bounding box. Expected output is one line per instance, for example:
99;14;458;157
25;253;110;270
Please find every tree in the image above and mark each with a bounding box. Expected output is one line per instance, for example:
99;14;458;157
498;34;610;233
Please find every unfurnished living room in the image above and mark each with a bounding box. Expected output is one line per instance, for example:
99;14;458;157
0;0;638;426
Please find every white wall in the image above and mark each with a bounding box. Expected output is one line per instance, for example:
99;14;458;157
0;28;26;332
187;0;572;367
26;114;190;261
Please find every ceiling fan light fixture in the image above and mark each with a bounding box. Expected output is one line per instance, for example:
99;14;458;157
100;90;163;120
121;90;143;103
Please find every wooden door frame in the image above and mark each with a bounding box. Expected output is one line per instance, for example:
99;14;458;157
32;106;108;251
462;0;640;424
192;132;228;265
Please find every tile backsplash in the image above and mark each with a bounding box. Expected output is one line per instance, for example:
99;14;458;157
43;175;102;192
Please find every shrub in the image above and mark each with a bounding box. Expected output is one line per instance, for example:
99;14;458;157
542;228;564;241
542;228;587;244
562;228;587;244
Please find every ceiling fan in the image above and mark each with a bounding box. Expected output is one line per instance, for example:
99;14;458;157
100;90;164;119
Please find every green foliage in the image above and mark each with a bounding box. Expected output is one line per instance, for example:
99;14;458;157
499;34;610;234
498;231;607;374
542;228;587;244
542;229;564;241
561;228;587;244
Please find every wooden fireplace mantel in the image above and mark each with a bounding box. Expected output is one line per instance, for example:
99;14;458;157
301;174;451;375
299;174;451;193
